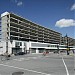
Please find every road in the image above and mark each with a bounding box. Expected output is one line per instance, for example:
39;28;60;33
0;53;74;75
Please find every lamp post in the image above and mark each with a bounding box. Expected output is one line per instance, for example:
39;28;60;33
57;44;59;54
65;34;69;55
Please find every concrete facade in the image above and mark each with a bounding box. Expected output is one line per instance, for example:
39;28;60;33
0;12;74;54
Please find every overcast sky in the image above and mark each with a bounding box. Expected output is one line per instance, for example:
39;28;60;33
0;0;75;38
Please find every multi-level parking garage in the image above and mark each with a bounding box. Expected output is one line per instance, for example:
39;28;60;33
9;13;61;44
0;12;74;54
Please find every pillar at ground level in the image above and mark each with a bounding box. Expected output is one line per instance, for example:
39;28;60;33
36;48;39;53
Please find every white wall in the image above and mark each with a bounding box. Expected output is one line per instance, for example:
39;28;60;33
0;41;6;54
0;40;66;54
26;42;31;50
8;41;12;54
30;41;58;49
1;12;9;17
0;42;3;54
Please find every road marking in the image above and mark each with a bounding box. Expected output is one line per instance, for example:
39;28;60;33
13;58;30;61
62;57;69;75
5;62;10;64
31;57;37;59
13;57;38;61
0;63;51;75
12;56;43;62
45;56;50;57
20;58;25;60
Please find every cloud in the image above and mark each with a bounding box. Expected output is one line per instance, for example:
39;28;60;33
71;3;75;10
55;19;75;28
17;1;23;6
10;0;17;3
10;0;23;6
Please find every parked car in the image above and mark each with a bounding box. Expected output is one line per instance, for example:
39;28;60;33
60;50;65;53
14;52;25;56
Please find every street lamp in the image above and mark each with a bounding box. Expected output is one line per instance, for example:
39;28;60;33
57;44;59;54
65;34;69;55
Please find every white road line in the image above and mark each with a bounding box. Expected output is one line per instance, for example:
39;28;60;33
62;57;69;75
13;57;37;61
13;56;42;61
13;58;30;61
0;63;51;75
31;57;37;59
5;62;10;64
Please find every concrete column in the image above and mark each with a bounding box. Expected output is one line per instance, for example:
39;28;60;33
29;48;32;54
36;48;39;54
8;41;12;54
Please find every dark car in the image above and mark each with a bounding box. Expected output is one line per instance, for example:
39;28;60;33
14;52;25;56
60;50;66;53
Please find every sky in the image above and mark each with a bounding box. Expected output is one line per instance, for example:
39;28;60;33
0;0;75;38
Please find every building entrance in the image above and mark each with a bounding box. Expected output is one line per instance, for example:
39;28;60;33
12;48;22;54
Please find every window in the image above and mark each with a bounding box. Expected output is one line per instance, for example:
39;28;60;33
15;42;20;47
20;42;22;46
15;42;22;47
24;43;26;46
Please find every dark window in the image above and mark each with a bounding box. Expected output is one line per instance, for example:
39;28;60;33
20;42;22;46
15;42;22;47
15;42;20;47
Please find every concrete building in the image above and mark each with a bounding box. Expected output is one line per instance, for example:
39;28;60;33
0;12;74;54
61;36;75;46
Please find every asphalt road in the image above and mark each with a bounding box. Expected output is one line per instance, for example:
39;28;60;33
0;53;74;75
